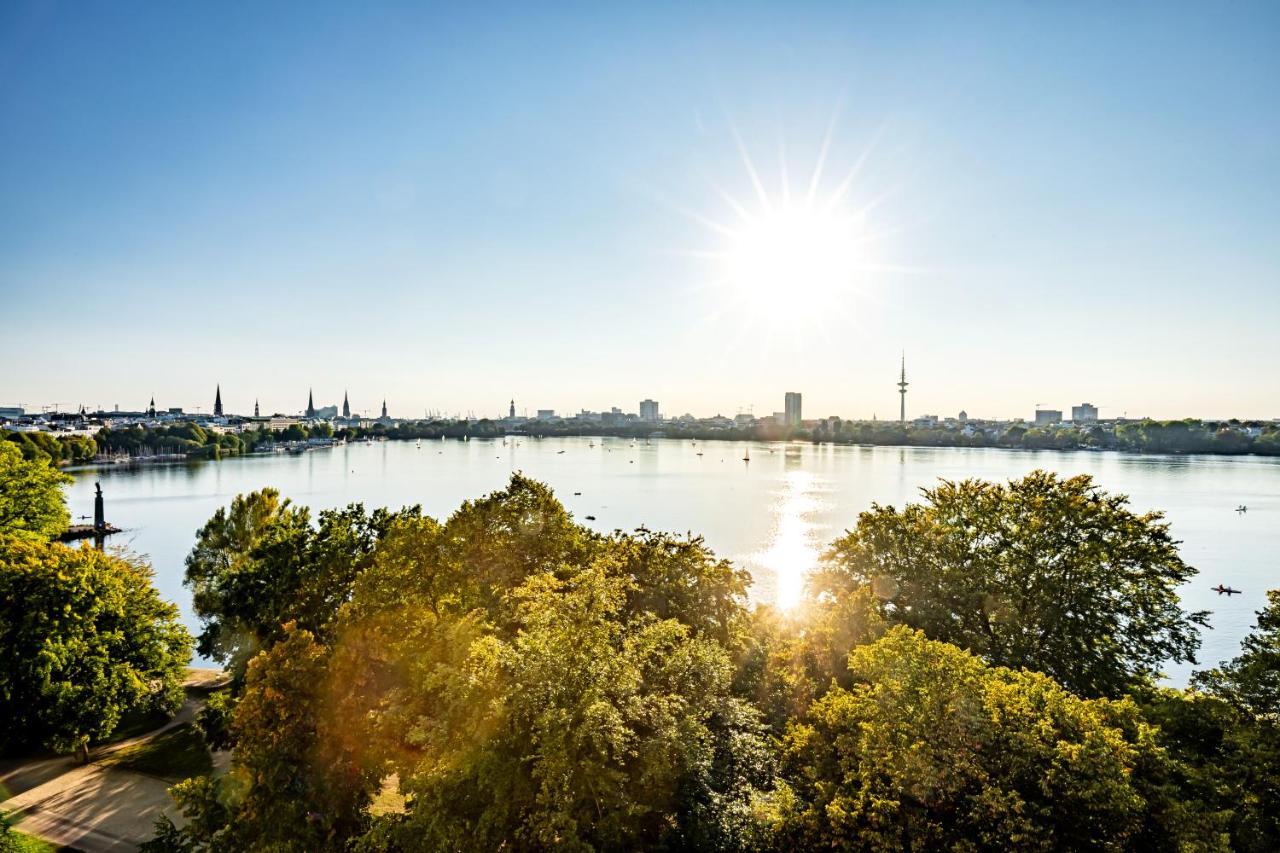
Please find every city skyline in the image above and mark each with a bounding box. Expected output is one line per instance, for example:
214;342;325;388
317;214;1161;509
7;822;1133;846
3;371;1242;426
2;3;1278;419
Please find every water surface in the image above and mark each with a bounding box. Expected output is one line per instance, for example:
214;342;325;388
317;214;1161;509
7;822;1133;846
64;438;1279;682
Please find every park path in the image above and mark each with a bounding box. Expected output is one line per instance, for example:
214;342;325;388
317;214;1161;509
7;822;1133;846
0;668;228;853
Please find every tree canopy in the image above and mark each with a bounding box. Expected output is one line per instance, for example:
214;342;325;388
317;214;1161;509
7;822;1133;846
767;626;1205;851
0;537;191;756
0;441;71;539
148;473;1267;852
818;471;1206;697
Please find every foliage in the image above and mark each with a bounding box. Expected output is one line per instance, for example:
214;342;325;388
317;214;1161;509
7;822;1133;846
194;689;237;751
101;723;213;782
183;489;417;677
1194;590;1280;718
0;814;54;853
1182;591;1280;850
0;441;71;539
768;626;1214;851
148;474;1277;851
819;470;1206;697
0;537;191;757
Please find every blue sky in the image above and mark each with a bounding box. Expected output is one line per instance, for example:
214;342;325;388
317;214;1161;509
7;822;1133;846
2;1;1277;420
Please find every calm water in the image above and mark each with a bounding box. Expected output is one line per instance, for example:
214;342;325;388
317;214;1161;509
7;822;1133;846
64;438;1279;682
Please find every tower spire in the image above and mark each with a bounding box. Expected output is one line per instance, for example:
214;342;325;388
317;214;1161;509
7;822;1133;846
509;399;515;419
897;352;909;424
381;398;388;419
213;384;223;417
342;390;350;419
306;389;316;419
254;398;259;417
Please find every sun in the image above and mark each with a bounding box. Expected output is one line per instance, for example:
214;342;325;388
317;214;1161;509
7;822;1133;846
687;123;889;336
720;202;867;315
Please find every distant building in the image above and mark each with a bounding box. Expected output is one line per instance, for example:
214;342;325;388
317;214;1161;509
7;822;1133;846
305;390;317;419
213;384;223;417
316;405;338;419
639;399;660;422
537;409;556;421
1071;403;1099;423
509;399;516;419
0;407;24;418
784;392;802;427
1035;409;1063;426
958;410;968;423
342;391;351;419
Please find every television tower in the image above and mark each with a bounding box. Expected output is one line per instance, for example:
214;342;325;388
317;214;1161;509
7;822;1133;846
897;353;908;423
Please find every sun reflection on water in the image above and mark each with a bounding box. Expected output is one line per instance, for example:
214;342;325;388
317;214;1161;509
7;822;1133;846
754;469;827;610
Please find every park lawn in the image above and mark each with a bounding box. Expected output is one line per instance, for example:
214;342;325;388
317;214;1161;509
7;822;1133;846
98;724;212;782
0;826;57;852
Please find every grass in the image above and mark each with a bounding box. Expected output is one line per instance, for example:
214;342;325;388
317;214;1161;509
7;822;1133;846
98;724;212;782
99;705;172;744
0;825;57;852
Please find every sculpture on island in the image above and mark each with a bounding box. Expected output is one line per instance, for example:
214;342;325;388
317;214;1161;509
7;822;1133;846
94;482;105;531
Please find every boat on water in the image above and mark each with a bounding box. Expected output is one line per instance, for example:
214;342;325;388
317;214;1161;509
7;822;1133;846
743;448;750;462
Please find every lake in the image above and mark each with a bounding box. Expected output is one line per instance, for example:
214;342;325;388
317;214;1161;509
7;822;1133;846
63;437;1279;683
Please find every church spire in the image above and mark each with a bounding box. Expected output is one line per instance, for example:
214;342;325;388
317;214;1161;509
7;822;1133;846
381;398;388;419
148;396;156;418
509;399;515;419
342;391;350;419
213;384;223;417
306;389;316;419
254;399;260;417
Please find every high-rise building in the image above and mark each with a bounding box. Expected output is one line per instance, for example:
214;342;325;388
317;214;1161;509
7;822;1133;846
213;384;223;417
898;353;909;423
784;392;802;426
305;389;317;419
342;391;350;419
1035;409;1063;426
639;399;660;422
1071;403;1099;423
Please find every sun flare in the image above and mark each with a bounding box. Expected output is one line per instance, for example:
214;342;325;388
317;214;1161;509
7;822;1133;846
689;123;890;338
720;203;867;314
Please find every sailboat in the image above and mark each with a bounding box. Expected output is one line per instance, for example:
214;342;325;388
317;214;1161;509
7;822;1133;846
742;448;750;462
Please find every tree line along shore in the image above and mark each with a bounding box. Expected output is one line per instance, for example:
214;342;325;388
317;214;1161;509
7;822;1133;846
5;413;1280;470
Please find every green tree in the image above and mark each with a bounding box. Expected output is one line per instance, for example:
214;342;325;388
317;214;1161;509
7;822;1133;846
1187;590;1280;849
155;625;376;852
184;489;415;677
0;441;71;539
819;471;1206;697
768;626;1214;851
0;537;191;757
343;563;773;851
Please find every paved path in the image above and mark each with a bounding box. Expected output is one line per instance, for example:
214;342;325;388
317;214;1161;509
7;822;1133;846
1;668;227;853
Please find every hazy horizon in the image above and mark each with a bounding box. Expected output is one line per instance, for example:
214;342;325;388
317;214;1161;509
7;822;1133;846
3;2;1277;420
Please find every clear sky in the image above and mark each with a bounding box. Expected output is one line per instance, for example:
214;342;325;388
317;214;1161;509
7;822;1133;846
2;1;1277;421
